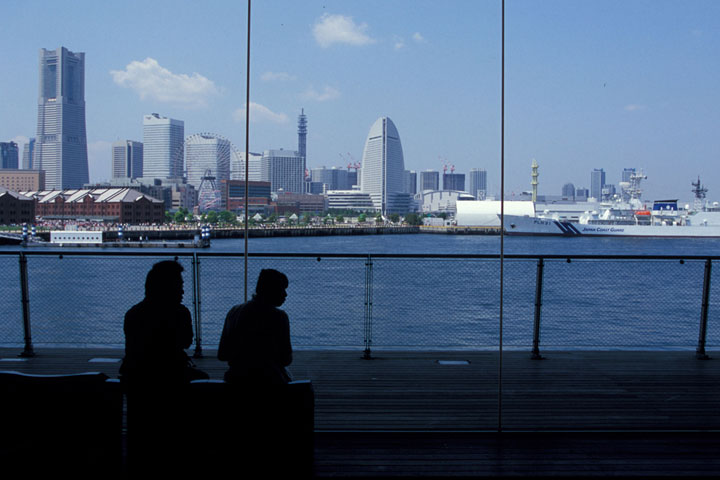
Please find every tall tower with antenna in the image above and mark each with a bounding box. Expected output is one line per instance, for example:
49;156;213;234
298;108;307;192
297;108;307;160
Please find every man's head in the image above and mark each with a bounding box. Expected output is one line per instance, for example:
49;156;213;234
145;260;184;304
255;269;289;306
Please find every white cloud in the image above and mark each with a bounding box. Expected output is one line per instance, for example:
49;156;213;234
87;140;113;183
301;86;341;102
412;32;426;43
110;58;220;108
261;71;297;82
313;13;375;48
624;104;646;112
393;36;406;50
233;102;288;124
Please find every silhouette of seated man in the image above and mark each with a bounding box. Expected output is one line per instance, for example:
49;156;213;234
119;260;207;385
218;268;292;385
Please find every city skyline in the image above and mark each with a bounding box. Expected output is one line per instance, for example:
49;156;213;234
2;1;720;203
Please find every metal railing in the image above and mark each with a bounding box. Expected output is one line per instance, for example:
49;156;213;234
1;251;718;357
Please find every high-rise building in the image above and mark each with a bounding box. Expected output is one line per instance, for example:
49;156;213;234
142;113;184;181
230;151;263;181
112;140;143;180
311;166;349;191
602;183;616;201
185;134;231;190
621;167;635;183
443;173;465;191
262;149;305;194
360;117;410;214
621;168;636;201
404;170;417;195
590;168;605;200
35;47;89;189
420;170;440;191
347;167;359;189
22;138;36;170
561;182;576;200
468;168;487;200
1;142;19;169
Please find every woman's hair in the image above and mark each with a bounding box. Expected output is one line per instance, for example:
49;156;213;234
145;260;184;299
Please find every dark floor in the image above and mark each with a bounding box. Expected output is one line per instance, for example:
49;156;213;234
2;347;720;476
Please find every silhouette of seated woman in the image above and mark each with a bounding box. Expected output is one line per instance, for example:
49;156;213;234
119;260;207;386
219;269;292;386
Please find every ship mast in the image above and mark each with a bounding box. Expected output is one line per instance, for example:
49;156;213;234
531;158;538;203
692;176;708;212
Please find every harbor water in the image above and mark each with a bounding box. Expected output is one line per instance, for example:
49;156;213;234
1;234;719;350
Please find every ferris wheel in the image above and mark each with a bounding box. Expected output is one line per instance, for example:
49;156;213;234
182;132;242;212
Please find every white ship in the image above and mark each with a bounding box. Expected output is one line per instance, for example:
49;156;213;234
502;176;720;238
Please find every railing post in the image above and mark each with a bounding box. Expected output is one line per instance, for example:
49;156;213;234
532;258;545;360
363;255;373;359
18;253;35;357
192;252;203;358
696;258;712;360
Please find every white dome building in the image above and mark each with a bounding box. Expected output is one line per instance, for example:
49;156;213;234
360;117;411;214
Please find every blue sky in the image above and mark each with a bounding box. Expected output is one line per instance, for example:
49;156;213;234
1;0;719;203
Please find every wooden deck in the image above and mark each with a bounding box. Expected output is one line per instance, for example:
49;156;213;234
2;347;720;476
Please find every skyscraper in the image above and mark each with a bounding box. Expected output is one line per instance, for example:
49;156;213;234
36;47;89;189
443;173;465;191
142;113;184;181
311;166;349;191
22;139;36;170
185;134;231;190
420;170;440;191
112;140;143;179
621;167;636;183
468;168;487;200
262;149;304;194
561;182;576;200
590;168;605;200
360;117;410;214
621;167;636;202
230;151;263;181
1;142;19;169
404;170;417;195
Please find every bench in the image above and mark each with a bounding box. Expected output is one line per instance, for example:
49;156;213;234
1;371;314;476
185;379;315;477
0;371;123;474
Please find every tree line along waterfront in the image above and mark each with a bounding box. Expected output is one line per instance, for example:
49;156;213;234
167;208;428;227
0;209;442;237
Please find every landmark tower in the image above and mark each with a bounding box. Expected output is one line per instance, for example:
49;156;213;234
36;47;89;189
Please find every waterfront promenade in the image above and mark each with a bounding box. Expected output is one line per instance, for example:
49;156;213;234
2;347;720;476
4;224;503;244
